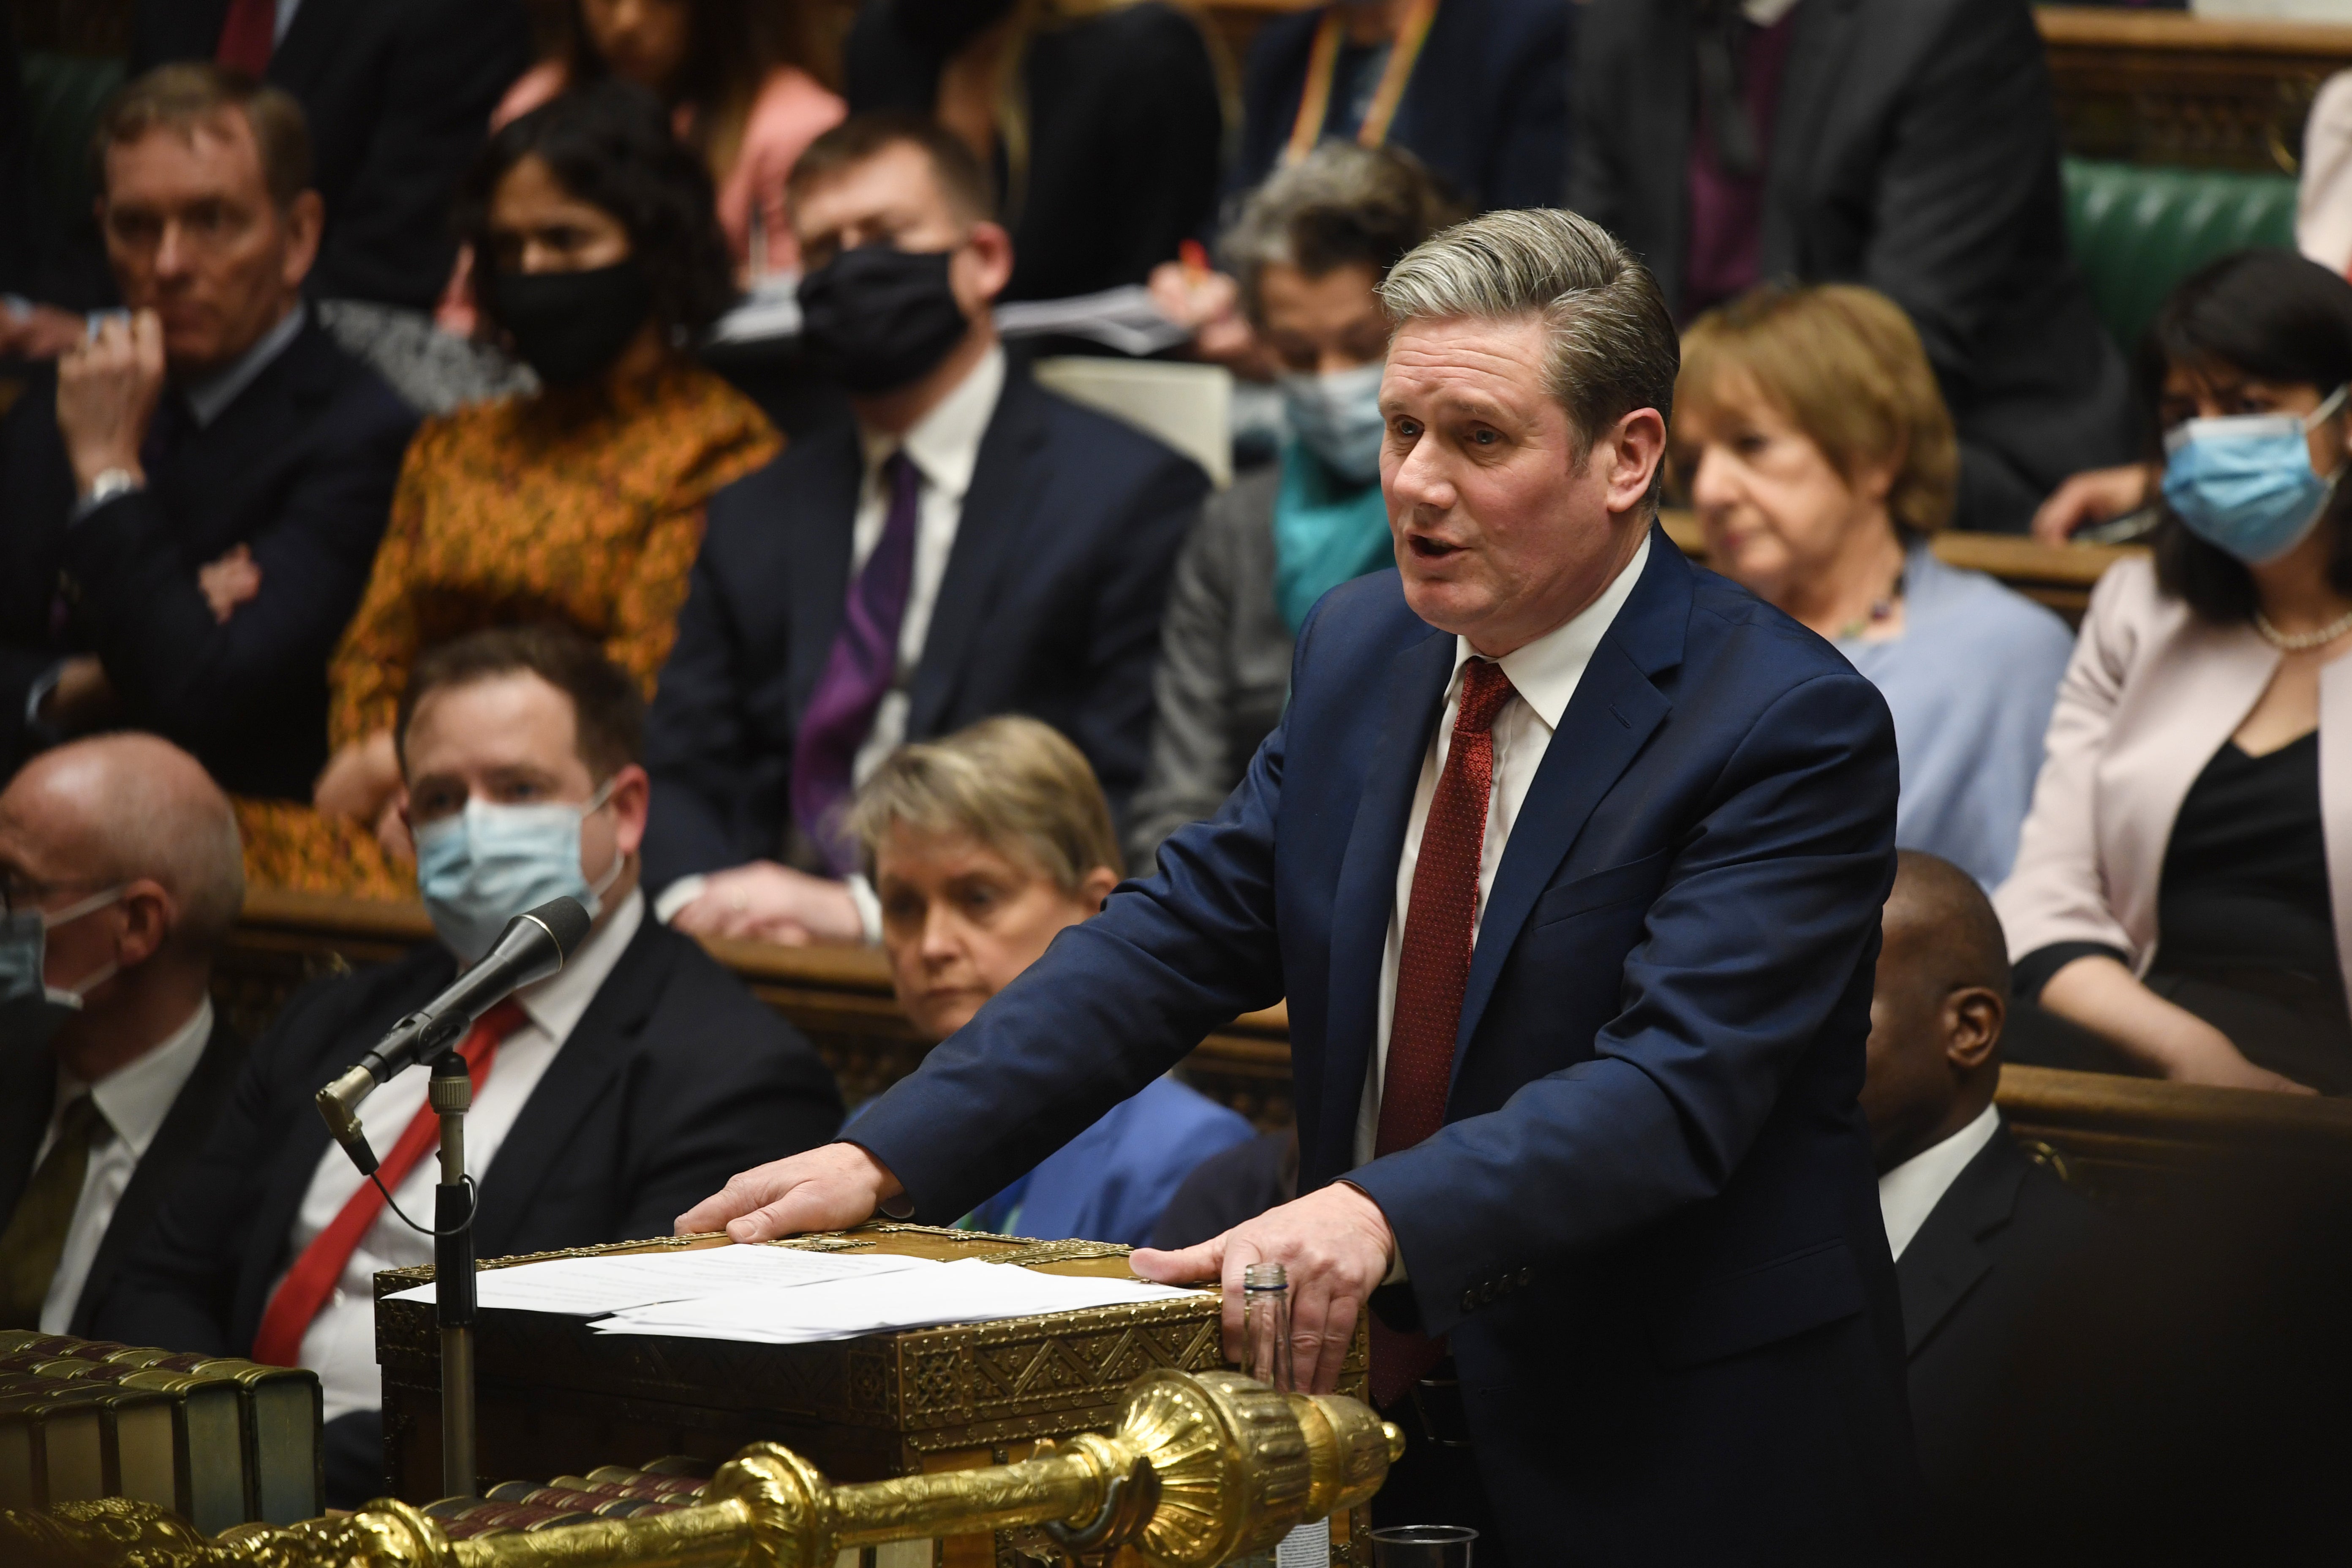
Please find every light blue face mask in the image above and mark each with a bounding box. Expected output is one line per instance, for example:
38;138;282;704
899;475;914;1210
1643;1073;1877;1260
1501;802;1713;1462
2161;384;2350;565
0;886;126;1049
413;782;621;964
1279;361;1387;485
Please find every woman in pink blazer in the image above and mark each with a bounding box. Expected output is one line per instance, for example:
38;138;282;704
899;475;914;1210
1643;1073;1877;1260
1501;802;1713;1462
1998;251;2352;1095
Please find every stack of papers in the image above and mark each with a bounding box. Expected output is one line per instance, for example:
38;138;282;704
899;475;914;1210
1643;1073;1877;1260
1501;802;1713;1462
387;1247;1203;1345
992;285;1192;356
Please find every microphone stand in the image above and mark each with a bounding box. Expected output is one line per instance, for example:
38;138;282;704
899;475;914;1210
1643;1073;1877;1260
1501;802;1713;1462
428;1050;478;1500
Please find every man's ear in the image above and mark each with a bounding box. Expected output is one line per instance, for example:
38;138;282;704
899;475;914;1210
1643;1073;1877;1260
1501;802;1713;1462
608;763;652;860
1606;407;1668;518
1080;864;1121;910
280;189;324;290
959;219;1015;308
1944;985;2004;1075
113;877;177;971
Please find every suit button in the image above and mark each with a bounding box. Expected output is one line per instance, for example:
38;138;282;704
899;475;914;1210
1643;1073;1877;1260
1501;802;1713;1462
1461;1289;1479;1312
1518;1268;1534;1287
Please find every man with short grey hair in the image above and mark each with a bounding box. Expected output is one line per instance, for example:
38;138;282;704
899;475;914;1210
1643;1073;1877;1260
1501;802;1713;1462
682;208;1916;1562
0;734;248;1335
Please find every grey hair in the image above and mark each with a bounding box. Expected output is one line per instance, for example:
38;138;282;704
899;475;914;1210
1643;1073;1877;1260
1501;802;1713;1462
1220;142;1467;326
1378;208;1680;500
12;734;246;956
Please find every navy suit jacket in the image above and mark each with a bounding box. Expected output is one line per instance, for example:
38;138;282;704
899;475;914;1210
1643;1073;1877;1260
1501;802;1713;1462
643;365;1209;888
0;312;415;798
136;0;530;310
0;1015;245;1336
98;916;843;1359
846;533;1918;1561
1233;0;1571;211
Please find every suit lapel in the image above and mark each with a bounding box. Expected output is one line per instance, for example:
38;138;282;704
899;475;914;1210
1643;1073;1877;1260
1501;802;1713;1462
1761;0;1865;278
0;1040;58;1227
904;374;1048;741
72;1018;246;1334
1450;534;1689;1067
784;425;866;721
1307;629;1455;1189
263;0;345;95
470;923;673;1258
1895;1131;2029;1356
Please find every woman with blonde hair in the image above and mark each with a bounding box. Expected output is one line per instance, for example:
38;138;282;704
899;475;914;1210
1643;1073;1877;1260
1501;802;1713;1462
1672;282;2075;887
852;715;1252;1245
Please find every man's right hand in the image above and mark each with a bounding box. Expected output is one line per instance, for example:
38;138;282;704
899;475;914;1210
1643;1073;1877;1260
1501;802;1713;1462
0;301;90;362
56;310;165;493
675;1141;906;1241
2031;463;2155;545
670;860;864;945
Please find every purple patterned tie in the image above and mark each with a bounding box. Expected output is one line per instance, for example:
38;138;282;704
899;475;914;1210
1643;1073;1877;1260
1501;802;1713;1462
792;450;921;872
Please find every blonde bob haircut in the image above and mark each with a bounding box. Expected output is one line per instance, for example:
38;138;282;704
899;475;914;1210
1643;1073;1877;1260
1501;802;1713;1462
1677;282;1959;540
849;716;1120;895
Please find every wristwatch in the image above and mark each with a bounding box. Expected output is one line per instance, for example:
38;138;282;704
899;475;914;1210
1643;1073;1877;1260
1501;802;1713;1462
80;466;143;511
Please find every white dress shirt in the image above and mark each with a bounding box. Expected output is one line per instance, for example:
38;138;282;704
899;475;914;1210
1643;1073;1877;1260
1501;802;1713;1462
1876;1100;2004;1263
1352;532;1652;1169
847;344;1007;786
35;999;214;1334
285;891;643;1421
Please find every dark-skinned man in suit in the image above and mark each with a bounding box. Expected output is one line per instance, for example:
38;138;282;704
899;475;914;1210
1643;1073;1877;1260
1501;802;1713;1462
645;113;1208;948
0;735;247;1337
1863;849;2099;1500
680;208;1918;1563
102;626;843;1508
0;65;414;797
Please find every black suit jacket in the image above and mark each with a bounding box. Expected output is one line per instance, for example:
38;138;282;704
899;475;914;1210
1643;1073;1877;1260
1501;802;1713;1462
1898;1119;2100;1494
1572;0;2136;528
0;312;416;798
0;1014;246;1336
95;915;843;1358
1233;0;1571;212
136;0;531;310
643;365;1209;888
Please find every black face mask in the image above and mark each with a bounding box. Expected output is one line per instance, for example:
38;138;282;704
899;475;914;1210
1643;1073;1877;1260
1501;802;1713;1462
893;0;1018;59
487;259;654;387
797;244;972;397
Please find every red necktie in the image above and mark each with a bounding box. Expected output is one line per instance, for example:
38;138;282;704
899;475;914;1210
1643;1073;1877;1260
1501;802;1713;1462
1369;658;1516;1409
215;0;277;78
250;1001;527;1367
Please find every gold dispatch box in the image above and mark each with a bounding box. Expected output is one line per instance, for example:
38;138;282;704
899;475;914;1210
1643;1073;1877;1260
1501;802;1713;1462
376;1224;1372;1567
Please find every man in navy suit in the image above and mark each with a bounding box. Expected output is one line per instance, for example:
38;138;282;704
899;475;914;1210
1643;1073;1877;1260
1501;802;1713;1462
645;114;1208;947
681;208;1915;1562
0;66;414;799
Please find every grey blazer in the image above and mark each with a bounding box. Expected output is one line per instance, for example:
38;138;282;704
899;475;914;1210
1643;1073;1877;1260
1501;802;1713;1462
1125;468;1293;871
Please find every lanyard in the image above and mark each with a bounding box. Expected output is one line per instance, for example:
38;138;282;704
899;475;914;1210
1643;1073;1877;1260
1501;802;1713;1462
1284;0;1441;166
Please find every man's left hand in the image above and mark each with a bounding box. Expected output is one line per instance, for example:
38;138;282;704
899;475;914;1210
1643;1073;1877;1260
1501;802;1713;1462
56;310;165;493
38;656;117;733
1130;1182;1395;1395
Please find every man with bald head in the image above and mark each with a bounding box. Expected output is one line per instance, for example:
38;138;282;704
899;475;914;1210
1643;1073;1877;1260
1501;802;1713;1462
0;734;246;1334
1864;849;2098;1495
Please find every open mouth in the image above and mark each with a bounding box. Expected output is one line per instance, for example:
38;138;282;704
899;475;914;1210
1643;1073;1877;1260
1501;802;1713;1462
1405;533;1464;561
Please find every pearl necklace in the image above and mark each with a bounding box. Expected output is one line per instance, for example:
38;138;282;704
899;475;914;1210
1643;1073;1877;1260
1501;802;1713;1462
2254;606;2352;651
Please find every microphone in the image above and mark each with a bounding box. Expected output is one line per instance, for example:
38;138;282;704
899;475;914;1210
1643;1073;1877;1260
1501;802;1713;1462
316;897;593;1174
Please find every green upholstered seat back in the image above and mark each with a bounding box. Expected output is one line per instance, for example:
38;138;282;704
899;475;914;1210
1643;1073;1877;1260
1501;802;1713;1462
18;52;128;237
2063;156;2299;359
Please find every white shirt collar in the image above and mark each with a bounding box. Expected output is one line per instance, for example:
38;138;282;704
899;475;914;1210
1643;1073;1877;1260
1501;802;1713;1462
858;344;1005;502
182;302;305;428
1449;530;1651;730
511;887;644;1046
67;997;214;1159
1877;1100;2004;1262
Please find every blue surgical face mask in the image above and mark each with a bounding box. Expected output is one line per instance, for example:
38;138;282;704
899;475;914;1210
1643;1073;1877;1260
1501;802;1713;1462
0;886;126;1049
413;782;621;964
2162;384;2349;565
1279;361;1388;484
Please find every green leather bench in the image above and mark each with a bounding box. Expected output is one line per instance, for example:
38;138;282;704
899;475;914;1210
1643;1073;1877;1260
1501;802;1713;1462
2063;155;2299;357
17;52;128;239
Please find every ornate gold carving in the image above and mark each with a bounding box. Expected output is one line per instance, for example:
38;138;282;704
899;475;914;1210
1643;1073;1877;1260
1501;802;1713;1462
969;1241;1135;1267
0;1373;1398;1568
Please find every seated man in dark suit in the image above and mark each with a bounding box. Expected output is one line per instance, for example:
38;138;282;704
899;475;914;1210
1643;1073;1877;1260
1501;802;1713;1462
0;734;247;1335
0;65;416;799
99;624;844;1507
1863;849;2100;1496
1571;0;2136;532
646;112;1209;947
